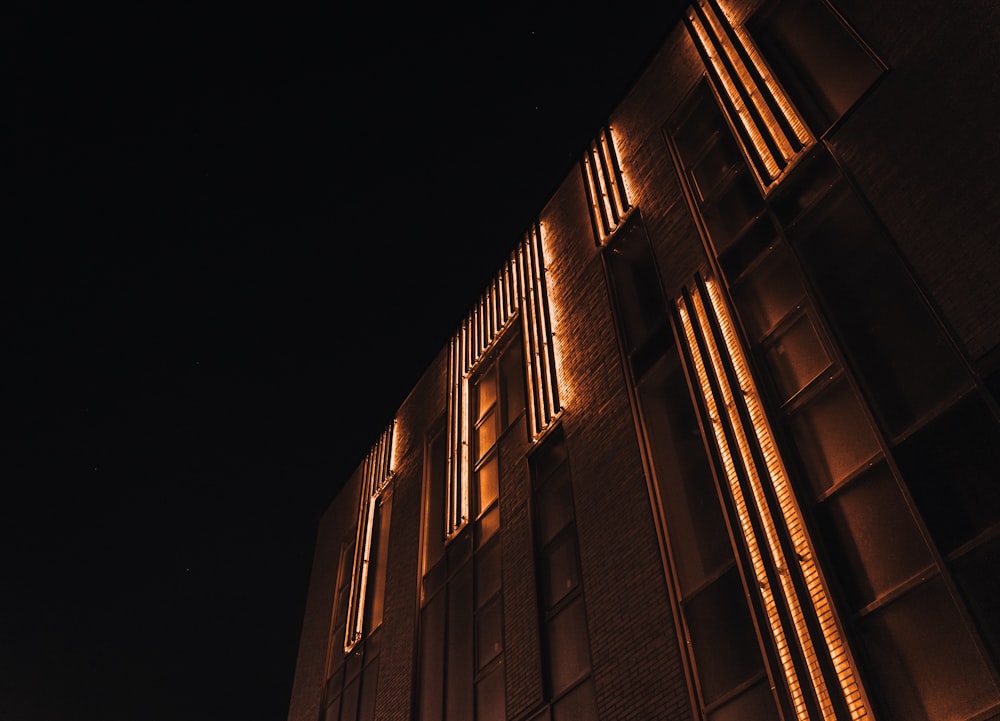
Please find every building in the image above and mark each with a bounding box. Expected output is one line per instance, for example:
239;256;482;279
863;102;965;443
287;1;1000;719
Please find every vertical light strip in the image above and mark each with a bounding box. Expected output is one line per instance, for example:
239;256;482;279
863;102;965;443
581;127;631;245
703;279;869;721
345;422;395;652
444;225;562;536
687;8;781;181
678;295;811;720
686;0;813;188
714;0;811;147
690;287;829;721
518;222;561;439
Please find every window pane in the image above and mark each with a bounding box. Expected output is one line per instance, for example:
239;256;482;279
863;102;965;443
547;597;592;696
638;359;733;596
423;429;447;574
691;132;742;202
685;568;765;705
475;662;506;721
814;463;933;609
787;377;880;497
477;373;497;421
476;415;498;461
952;536;1000;667
446;564;474;721
605;222;670;354
417;594;445;721
477;504;500;547
366;496;391;631
762;312;831;401
792;183;969;436
552;679;599;721
542;531;580;610
476;455;499;513
752;0;883;132
672;83;724;166
340;675;360;721
702;171;763;254
706;678;780;721
323;693;341;721
532;433;568;482
536;471;574;546
477;539;502;608
358;656;379;721
500;340;525;427
477;597;503;669
858;578;1000;721
894;394;1000;554
730;242;805;340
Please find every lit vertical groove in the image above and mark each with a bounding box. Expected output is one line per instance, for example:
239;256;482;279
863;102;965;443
444;225;561;535
686;0;813;189
581;128;630;245
345;423;394;652
714;0;812;146
704;280;869;720
687;10;781;181
698;2;797;162
597;131;624;224
691;286;834;721
679;295;811;720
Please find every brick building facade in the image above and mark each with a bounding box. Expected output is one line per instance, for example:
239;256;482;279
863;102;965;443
288;1;1000;719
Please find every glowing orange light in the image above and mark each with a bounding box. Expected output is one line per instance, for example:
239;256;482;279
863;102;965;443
583;128;630;243
345;423;394;652
687;0;813;188
679;296;811;720
445;224;561;537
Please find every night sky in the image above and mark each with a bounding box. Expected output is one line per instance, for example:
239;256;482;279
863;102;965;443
5;4;687;720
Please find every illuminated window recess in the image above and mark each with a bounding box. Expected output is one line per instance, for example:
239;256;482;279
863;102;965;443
677;278;870;721
686;0;812;190
344;422;395;653
446;222;561;537
581;127;630;245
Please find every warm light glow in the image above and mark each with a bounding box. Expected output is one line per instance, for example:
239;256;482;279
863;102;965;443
686;0;813;189
345;422;395;652
582;127;630;244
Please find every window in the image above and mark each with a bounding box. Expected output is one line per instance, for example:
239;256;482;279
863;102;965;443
531;427;598;720
416;332;526;721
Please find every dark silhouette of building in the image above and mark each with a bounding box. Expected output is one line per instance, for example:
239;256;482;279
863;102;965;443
287;1;1000;719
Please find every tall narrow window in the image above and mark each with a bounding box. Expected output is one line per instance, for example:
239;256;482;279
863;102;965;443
530;427;598;721
417;332;525;721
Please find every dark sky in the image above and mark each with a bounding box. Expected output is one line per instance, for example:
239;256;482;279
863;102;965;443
4;3;687;720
